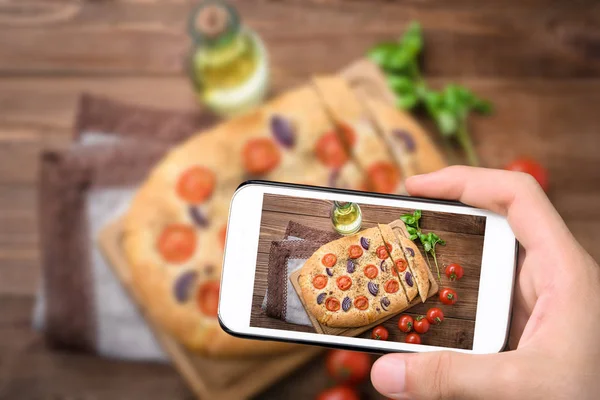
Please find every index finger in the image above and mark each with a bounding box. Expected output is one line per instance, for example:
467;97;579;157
404;166;572;250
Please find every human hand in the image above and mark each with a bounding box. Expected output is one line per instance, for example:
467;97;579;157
371;166;600;399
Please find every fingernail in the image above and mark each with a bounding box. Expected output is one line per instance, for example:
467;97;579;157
371;356;410;399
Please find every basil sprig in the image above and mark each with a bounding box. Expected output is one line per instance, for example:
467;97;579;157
367;22;493;166
401;210;445;283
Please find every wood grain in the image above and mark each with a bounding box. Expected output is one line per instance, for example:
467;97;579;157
1;0;600;398
252;195;485;349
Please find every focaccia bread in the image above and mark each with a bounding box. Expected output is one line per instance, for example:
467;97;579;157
298;224;429;328
123;84;366;356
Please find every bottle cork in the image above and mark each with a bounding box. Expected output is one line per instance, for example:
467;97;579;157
195;4;229;38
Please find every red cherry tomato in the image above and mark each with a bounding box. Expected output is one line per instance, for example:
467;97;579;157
505;158;549;192
371;325;389;341
348;245;364;259
336;276;352;291
426;307;445;325
176;166;216;204
315;132;350;169
439;288;458;305
325;350;372;385
445;263;464;281
405;333;421;344
322;253;337;267
316;385;360;400
398;314;414;333
197;281;220;317
242;138;281;175
157;224;197;264
363;264;379;279
413;316;430;334
312;275;328;290
367;162;401;194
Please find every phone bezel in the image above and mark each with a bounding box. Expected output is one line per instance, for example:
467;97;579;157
219;180;517;354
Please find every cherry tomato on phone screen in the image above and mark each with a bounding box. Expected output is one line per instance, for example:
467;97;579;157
398;314;414;333
440;288;458;305
371;325;389;340
505;158;549;192
445;263;464;281
406;333;421;344
413;316;430;334
316;385;360;400
326;350;371;385
426;307;444;325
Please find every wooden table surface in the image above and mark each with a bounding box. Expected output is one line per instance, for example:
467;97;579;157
1;0;599;398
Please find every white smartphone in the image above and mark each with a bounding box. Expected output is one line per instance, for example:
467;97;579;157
220;181;517;354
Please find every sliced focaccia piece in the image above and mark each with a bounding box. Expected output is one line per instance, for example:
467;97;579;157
299;227;409;328
382;223;430;302
312;76;402;194
361;96;447;176
377;223;419;302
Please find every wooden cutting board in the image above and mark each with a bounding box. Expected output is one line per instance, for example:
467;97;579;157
290;220;439;336
98;218;323;400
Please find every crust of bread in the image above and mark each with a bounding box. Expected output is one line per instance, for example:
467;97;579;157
395;233;431;303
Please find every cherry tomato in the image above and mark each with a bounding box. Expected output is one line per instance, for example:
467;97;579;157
405;333;421;344
313;274;328;289
366;162;401;194
156;224;197;264
197;281;220;317
242;138;281;174
316;386;360;400
363;264;379;279
426;307;444;325
322;253;337;267
354;296;369;310
326;350;372;385
395;258;408;272
445;263;464;281
325;297;341;312
413;316;430;334
384;279;399;294
218;224;227;250
372;325;389;340
348;245;363;259
336;276;352;291
315;132;350;169
176;166;216;204
339;123;357;147
439;288;458;305
376;244;392;259
398;315;414;333
505;158;549;192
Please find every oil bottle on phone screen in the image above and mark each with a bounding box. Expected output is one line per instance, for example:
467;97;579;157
331;201;363;235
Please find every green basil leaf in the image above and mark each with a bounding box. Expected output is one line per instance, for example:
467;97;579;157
367;42;398;68
414;210;422;220
409;234;418;241
406;226;418;235
396;93;419;110
436;110;458;136
423;241;432;252
473;98;493;114
387;75;415;93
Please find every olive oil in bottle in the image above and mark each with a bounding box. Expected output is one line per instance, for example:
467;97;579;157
188;0;268;116
331;201;363;235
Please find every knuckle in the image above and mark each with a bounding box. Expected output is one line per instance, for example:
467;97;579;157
428;352;453;399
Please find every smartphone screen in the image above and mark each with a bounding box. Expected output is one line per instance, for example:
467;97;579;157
220;182;516;354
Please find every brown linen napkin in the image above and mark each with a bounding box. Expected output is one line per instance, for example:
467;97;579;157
264;222;340;325
34;94;215;360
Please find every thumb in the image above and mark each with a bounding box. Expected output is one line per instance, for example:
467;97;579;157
371;351;516;400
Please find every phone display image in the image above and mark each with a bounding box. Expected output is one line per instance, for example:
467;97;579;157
250;193;486;350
